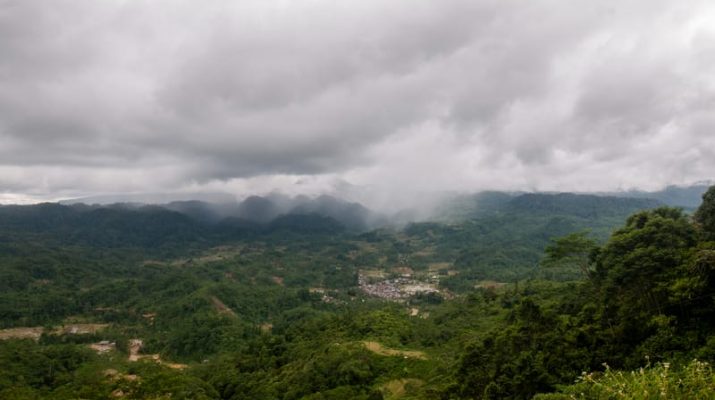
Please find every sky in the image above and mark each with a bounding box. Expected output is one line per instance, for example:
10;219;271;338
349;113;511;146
1;0;714;205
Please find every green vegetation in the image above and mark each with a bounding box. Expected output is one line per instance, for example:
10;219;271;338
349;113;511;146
0;190;712;398
536;360;715;399
695;185;715;241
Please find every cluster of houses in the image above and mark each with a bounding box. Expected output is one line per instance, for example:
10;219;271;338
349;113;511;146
358;271;439;300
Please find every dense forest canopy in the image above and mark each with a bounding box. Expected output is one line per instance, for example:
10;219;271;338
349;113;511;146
0;189;713;399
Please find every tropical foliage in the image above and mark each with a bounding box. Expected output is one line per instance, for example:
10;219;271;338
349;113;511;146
0;190;713;398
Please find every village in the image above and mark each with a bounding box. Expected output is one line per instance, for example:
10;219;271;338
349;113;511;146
357;267;440;301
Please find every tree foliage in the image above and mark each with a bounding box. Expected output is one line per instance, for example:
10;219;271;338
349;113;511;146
1;189;715;398
542;231;597;278
695;185;715;240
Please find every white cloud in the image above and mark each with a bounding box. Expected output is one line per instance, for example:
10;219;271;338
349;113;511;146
0;0;713;204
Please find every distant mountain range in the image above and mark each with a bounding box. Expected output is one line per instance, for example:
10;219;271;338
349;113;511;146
59;192;384;231
57;183;710;221
600;183;712;209
59;192;237;205
160;193;385;231
1;184;706;250
429;191;662;222
429;184;709;221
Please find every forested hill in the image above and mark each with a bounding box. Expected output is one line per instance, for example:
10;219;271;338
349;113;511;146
0;192;665;252
603;182;712;209
0;202;346;252
61;193;384;232
431;191;663;221
0;187;713;399
506;193;661;217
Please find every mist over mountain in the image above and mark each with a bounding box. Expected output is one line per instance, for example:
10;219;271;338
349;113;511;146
162;194;385;231
418;191;666;222
601;183;712;209
57;189;677;230
59;192;237;206
51;190;696;232
1;183;700;252
0;189;686;249
42;182;715;224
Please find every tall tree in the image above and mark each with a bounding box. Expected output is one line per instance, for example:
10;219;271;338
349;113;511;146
592;207;697;359
694;185;715;241
542;231;597;278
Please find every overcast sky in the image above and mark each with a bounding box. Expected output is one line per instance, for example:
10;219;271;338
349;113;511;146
1;0;714;205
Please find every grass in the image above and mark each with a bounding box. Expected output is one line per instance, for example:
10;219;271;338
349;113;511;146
361;341;428;360
534;359;715;399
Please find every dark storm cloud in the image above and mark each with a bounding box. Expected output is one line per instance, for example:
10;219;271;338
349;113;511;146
0;0;713;202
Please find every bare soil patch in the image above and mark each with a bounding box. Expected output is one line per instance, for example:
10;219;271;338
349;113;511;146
54;323;108;335
1;324;108;341
128;338;187;369
474;280;507;289
362;341;427;360
89;341;116;354
210;296;237;317
0;327;44;340
381;378;424;399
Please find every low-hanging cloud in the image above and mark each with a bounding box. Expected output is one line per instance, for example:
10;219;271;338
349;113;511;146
0;0;713;204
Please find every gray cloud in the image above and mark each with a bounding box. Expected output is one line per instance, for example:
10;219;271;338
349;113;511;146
0;0;713;203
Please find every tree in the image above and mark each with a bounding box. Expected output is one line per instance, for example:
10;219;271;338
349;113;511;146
542;231;597;278
695;185;715;241
591;207;697;360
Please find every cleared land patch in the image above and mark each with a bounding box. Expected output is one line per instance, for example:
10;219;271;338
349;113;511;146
381;378;424;399
210;296;237;317
362;341;427;360
0;324;108;341
474;280;507;289
0;327;44;340
143;245;246;267
55;323;108;335
128;338;187;369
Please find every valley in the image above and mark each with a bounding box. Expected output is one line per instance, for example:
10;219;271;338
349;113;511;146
0;189;713;399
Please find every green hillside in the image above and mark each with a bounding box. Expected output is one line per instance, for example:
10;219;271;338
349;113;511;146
0;189;713;399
